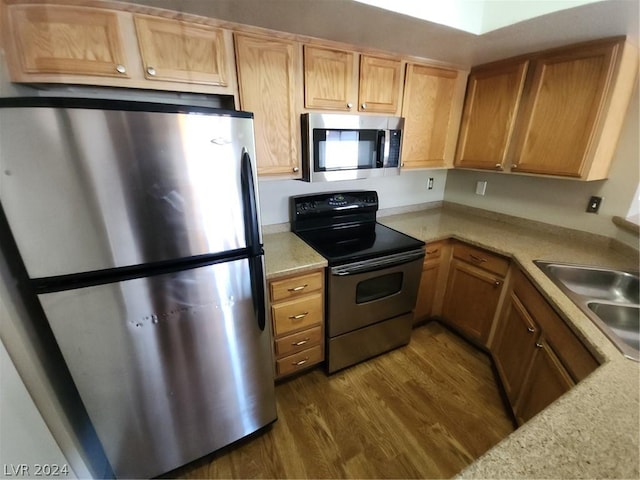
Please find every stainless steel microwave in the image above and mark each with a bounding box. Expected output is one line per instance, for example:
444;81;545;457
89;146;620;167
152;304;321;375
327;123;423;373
301;113;404;182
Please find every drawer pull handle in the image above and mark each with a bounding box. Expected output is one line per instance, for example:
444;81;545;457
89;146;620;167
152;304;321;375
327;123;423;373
293;357;309;366
292;338;310;346
535;342;544;348
469;254;487;263
287;284;308;292
527;326;535;333
426;249;439;255
289;312;309;320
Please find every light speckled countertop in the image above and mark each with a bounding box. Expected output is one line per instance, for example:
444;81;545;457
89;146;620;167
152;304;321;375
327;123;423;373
263;204;640;479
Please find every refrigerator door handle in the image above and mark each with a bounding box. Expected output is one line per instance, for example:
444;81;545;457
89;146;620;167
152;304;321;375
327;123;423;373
240;148;261;255
240;148;266;331
248;255;267;331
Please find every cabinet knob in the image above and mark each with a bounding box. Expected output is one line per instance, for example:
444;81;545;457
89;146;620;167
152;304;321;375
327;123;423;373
401;162;405;167
346;103;353;109
115;64;126;74
535;342;544;348
292;167;300;173
494;280;502;287
527;326;535;333
495;163;502;170
512;164;518;169
361;103;367;110
146;66;157;76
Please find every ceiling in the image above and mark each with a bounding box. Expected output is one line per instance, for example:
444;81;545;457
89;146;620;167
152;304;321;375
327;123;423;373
121;0;639;67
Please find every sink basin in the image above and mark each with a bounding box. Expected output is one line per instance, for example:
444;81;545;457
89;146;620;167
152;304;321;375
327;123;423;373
534;261;640;361
542;264;639;304
588;302;640;351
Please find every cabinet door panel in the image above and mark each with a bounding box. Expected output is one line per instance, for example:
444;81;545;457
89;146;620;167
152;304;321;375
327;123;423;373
455;60;528;171
134;15;229;85
493;292;539;404
442;259;504;344
7;4;128;78
235;33;301;176
358;55;402;113
402;65;459;168
512;43;617;177
304;45;356;110
516;341;574;424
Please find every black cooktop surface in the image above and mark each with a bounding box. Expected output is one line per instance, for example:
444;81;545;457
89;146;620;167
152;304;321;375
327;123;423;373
295;222;425;266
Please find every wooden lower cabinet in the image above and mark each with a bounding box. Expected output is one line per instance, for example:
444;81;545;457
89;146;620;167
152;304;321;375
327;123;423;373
514;339;574;424
268;269;325;379
493;267;599;425
413;240;450;324
441;242;509;346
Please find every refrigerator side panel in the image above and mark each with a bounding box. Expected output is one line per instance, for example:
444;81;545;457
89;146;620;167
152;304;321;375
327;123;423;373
37;259;276;479
0;107;257;278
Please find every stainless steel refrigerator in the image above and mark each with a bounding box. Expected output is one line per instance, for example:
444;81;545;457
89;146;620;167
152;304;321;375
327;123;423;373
0;98;277;478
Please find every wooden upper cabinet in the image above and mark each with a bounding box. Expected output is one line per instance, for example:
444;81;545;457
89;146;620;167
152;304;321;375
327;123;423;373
358;55;403;113
510;38;632;179
303;45;402;114
133;14;231;86
454;59;528;171
235;33;302;177
4;4;129;80
402;64;466;169
304;45;357;111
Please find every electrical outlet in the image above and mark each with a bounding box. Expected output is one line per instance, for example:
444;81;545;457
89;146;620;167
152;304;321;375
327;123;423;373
427;177;434;190
586;196;602;213
475;181;487;196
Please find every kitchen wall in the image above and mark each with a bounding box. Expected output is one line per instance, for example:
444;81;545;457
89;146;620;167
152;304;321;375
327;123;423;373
258;168;448;226
443;82;640;249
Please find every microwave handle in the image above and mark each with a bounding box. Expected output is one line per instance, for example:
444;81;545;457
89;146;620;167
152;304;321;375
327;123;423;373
376;130;386;168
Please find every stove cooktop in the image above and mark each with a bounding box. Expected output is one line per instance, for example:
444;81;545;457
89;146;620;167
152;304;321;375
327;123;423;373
291;191;425;266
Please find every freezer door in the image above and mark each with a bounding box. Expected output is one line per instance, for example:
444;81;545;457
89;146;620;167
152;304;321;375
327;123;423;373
37;259;276;479
0;105;260;278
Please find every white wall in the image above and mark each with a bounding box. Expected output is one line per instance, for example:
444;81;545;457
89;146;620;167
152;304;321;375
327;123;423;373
258;168;448;226
443;82;639;248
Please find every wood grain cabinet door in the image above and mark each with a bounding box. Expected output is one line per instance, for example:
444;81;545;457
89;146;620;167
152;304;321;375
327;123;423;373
454;59;528;171
402;64;462;168
492;291;539;404
134;14;231;86
515;339;574;424
5;4;129;80
442;259;505;345
358;55;403;114
303;45;357;111
510;41;619;177
235;33;302;177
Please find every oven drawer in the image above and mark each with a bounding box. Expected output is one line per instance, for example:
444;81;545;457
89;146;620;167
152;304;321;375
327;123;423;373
275;325;322;357
276;345;323;377
271;292;323;336
269;271;323;302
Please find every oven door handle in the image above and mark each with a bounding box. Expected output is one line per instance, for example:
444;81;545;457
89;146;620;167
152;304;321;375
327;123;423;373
331;249;425;276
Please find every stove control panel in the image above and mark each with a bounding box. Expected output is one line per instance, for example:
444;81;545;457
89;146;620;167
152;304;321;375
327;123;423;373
290;191;379;230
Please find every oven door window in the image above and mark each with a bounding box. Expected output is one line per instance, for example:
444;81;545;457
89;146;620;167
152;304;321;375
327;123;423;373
355;272;403;304
313;129;381;171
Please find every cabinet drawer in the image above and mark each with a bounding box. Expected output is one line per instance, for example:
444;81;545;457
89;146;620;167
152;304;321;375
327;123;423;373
453;243;509;276
271;292;323;336
513;270;599;381
425;241;445;260
270;271;323;302
275;326;323;357
276;344;323;376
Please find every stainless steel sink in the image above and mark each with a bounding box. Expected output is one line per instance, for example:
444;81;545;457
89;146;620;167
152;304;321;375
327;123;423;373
535;261;640;361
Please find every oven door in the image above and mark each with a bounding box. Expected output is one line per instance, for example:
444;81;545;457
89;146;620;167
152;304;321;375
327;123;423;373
327;249;424;337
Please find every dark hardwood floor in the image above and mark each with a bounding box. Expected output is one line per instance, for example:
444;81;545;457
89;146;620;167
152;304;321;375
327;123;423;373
166;322;515;479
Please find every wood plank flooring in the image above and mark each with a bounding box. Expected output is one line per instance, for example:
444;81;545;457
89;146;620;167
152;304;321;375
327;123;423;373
164;322;515;479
